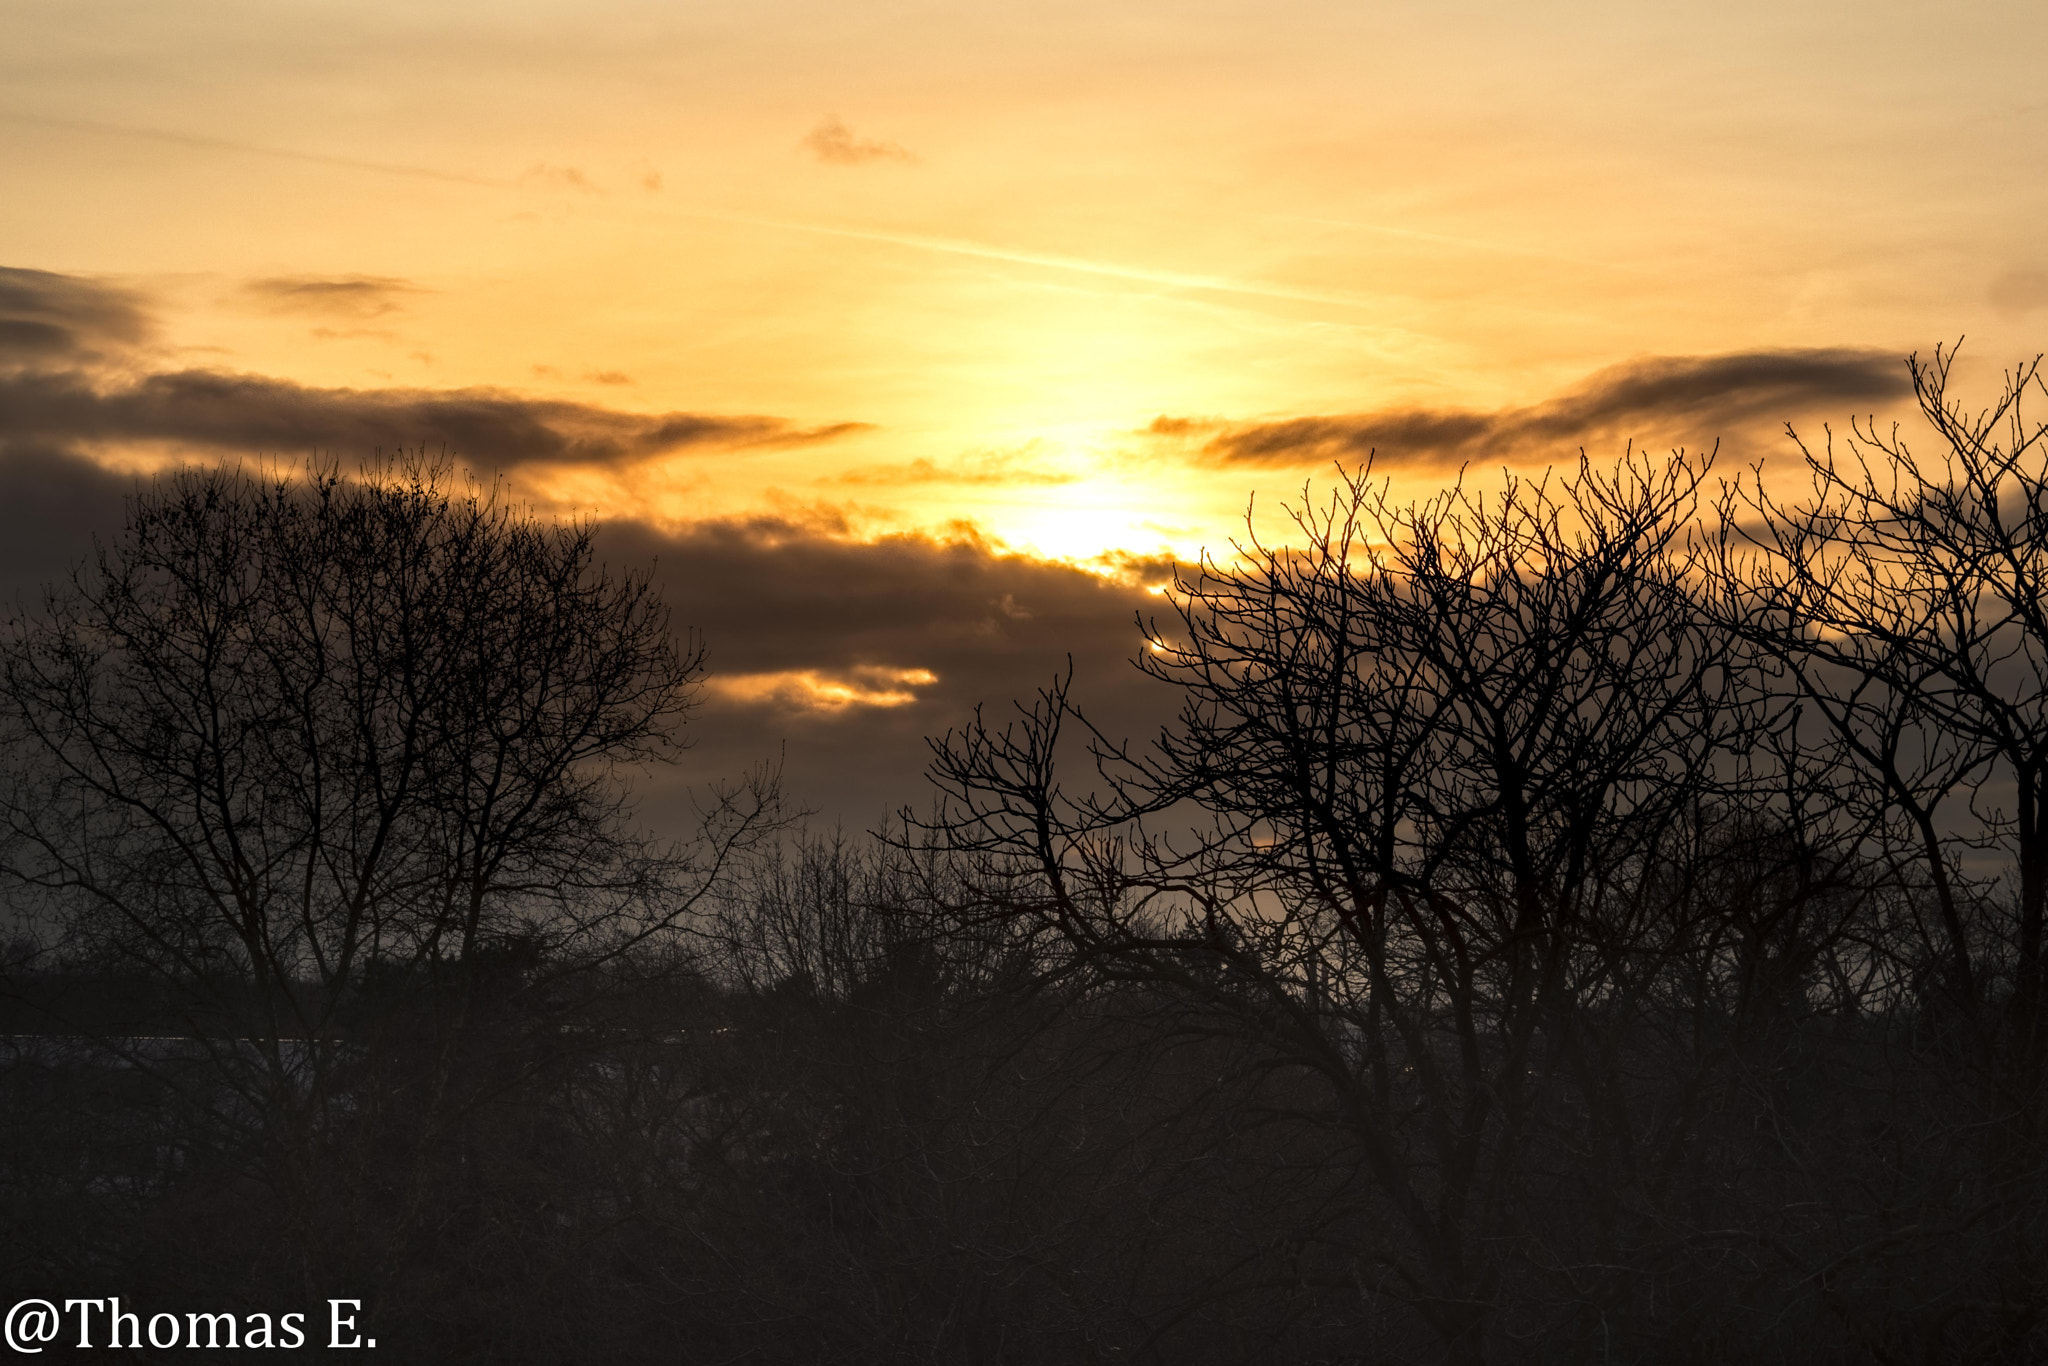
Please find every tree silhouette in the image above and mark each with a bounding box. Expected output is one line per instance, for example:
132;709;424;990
0;457;777;1226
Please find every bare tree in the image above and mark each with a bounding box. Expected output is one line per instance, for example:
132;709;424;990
1727;351;2048;1051
912;454;1780;1361
0;457;778;1204
1717;348;2048;1359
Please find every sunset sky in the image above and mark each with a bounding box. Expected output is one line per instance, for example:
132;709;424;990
5;0;2047;824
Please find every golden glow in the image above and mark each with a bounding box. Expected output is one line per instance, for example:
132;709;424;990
4;0;2046;563
706;666;941;712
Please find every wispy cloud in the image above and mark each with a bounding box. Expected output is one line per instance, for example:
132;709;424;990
241;275;421;319
830;449;1078;488
1156;349;1911;469
519;163;600;192
801;116;918;166
1989;269;2048;318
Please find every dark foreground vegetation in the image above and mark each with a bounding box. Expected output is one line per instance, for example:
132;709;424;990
7;348;2048;1363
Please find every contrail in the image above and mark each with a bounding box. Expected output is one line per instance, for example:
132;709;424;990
3;107;1605;319
9;109;1321;303
1274;213;1646;275
677;211;1613;329
691;212;1391;311
0;109;509;189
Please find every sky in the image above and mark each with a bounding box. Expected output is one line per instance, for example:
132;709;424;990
4;0;2047;828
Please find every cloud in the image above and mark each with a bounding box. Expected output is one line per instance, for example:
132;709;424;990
598;516;1178;828
0;442;136;604
830;452;1079;488
536;365;636;386
0;451;1176;834
0;267;151;365
801;116;918;166
1162;349;1910;469
706;665;941;711
241;275;421;320
1989;269;2048;318
0;368;869;470
310;327;399;343
519;163;600;192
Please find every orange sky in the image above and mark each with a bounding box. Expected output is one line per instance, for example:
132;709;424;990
7;0;2048;565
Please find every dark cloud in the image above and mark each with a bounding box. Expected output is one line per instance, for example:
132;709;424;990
1168;349;1910;469
0;269;865;474
0;449;1175;835
241;275;420;319
599;517;1176;830
0;368;869;469
802;116;918;166
0;267;150;364
0;442;134;605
